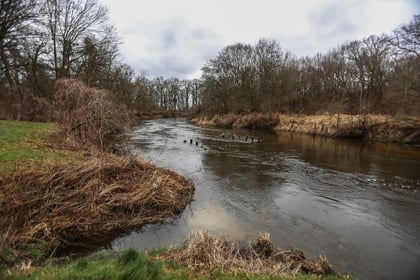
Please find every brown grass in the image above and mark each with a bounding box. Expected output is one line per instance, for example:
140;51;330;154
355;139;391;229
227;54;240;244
232;113;279;129
53;79;130;151
0;154;194;263
191;113;279;129
191;113;420;143
163;230;339;277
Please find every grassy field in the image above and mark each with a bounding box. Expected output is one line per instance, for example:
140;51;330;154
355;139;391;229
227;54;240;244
0;120;71;172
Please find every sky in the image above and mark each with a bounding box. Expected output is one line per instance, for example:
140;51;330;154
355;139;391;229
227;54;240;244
100;0;420;79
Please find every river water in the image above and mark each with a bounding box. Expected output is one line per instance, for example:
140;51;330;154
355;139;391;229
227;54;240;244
112;118;420;280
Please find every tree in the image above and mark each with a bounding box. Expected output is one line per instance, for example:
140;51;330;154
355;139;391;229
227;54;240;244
75;28;119;87
385;15;420;115
44;0;109;79
201;43;257;113
255;39;284;111
0;0;38;86
392;15;420;57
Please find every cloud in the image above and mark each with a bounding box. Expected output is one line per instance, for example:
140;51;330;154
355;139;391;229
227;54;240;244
129;18;221;78
309;1;361;37
101;0;420;78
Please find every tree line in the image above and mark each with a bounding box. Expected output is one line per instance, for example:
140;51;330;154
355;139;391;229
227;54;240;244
200;16;419;115
0;0;203;118
0;0;419;119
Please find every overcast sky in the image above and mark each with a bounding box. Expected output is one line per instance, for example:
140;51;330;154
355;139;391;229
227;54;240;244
100;0;420;79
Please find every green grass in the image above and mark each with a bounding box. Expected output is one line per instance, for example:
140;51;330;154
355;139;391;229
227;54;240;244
0;120;69;172
1;249;179;280
0;248;351;280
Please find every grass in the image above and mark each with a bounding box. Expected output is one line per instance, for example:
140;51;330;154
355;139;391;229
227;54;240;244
0;249;184;280
191;113;420;143
0;120;70;172
0;248;350;280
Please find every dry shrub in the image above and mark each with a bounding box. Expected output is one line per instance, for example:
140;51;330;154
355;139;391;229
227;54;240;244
191;113;279;129
0;86;51;122
212;114;237;128
233;113;279;129
53;79;130;150
0;155;194;262
164;230;338;277
190;114;235;128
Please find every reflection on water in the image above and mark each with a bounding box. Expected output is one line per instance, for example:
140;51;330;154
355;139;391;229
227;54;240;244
112;118;420;280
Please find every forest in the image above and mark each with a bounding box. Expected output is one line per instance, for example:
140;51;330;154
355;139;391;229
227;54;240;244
1;0;419;120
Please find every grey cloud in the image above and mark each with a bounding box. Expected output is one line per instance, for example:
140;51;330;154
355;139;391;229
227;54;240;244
133;18;221;78
161;29;177;49
309;1;362;38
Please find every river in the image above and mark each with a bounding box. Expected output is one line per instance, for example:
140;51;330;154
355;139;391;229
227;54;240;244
112;118;420;280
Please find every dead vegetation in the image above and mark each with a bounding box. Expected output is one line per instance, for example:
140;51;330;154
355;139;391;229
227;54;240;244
0;86;51;122
163;230;340;278
191;113;420;144
0;79;196;266
0;154;194;264
53;79;130;151
232;113;279;129
192;113;279;129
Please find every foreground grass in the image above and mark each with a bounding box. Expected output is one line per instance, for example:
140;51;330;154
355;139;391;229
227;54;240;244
0;248;348;280
0;120;71;172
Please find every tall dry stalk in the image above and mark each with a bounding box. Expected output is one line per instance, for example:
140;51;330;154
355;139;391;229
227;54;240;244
53;79;130;152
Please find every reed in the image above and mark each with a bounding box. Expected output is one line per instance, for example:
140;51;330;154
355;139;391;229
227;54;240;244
163;230;339;277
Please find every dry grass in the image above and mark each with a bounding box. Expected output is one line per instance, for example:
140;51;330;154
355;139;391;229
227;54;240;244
53;79;130;151
232;113;279;129
191;114;237;128
0;154;194;263
191;113;420;143
275;113;420;142
191;113;279;129
163;230;338;277
275;114;368;137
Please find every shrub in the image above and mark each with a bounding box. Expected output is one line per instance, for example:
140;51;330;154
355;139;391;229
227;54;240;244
53;79;130;151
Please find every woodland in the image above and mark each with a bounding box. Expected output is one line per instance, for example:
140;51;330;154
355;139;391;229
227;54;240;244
1;0;419;120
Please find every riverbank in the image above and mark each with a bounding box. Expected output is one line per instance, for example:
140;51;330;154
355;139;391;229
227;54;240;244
0;119;350;279
190;113;420;144
0;120;194;265
2;230;348;280
133;110;188;120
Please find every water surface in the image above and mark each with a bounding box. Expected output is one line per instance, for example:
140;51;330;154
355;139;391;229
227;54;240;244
112;118;420;280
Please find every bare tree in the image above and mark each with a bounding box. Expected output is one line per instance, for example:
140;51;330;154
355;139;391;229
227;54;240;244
392;15;420;57
0;0;38;86
44;0;109;79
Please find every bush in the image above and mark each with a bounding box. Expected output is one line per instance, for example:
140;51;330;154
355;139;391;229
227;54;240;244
53;79;130;151
0;86;51;122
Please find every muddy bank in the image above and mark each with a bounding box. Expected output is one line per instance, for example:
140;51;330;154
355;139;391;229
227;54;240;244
191;113;420;144
0;154;194;264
